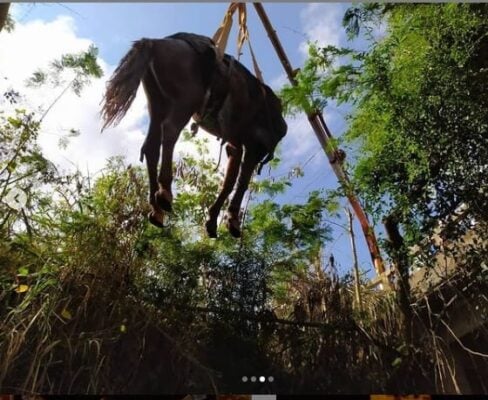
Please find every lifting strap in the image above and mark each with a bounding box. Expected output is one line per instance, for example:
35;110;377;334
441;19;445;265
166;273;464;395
191;3;238;137
212;3;240;60
212;3;263;83
211;3;271;175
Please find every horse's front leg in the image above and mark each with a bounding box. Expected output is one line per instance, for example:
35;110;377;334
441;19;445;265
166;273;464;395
226;146;266;238
205;143;242;238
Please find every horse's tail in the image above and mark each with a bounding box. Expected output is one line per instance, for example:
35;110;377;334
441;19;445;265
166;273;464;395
101;38;153;130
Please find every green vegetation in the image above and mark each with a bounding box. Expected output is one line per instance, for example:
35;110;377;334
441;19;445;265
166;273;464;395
1;4;487;394
280;4;488;391
282;4;488;249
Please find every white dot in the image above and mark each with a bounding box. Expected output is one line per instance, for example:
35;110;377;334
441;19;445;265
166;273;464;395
250;376;257;382
242;376;248;382
268;376;274;382
259;376;265;382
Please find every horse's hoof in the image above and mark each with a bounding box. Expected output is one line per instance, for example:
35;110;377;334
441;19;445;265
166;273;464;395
205;220;217;238
148;211;165;228
227;220;241;238
155;191;172;213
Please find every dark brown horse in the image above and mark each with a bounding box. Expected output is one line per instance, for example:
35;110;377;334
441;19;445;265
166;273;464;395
101;32;287;238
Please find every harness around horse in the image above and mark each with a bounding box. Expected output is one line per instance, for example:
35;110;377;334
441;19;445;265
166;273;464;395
173;34;277;175
191;55;236;138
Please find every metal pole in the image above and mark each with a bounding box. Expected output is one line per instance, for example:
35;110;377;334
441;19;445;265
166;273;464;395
253;3;390;286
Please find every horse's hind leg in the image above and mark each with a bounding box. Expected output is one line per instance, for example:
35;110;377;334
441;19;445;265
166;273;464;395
155;110;193;212
226;145;267;238
155;128;176;213
141;70;169;227
144;116;165;227
205;143;243;238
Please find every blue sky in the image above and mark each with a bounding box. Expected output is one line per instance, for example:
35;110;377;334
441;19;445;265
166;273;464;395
3;3;385;279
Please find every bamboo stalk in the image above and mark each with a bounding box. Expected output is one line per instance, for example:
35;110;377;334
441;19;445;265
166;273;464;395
253;3;390;287
0;3;10;33
345;208;363;310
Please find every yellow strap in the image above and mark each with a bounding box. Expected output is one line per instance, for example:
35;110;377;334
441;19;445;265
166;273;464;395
236;4;248;60
213;2;264;83
212;2;239;60
236;4;263;82
248;39;264;83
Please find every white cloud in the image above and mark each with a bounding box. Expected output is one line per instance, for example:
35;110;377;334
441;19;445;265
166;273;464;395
269;73;288;91
274;3;346;169
1;9;345;185
0;15;223;179
0;16;148;176
266;72;325;170
299;3;344;58
281;109;335;168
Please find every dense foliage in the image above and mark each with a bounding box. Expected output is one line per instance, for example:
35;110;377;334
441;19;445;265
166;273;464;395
280;3;488;392
1;4;487;395
282;4;488;249
0;47;373;392
0;109;406;393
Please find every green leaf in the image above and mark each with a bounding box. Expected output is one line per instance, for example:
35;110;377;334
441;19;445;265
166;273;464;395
392;357;402;367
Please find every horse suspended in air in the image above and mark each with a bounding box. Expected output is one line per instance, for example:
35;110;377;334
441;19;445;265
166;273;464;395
101;32;287;238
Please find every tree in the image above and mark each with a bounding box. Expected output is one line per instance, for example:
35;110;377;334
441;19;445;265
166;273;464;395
0;3;12;33
280;5;488;382
3;6;486;393
282;4;488;252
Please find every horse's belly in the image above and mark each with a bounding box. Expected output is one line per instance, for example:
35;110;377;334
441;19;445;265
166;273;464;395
192;113;222;138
